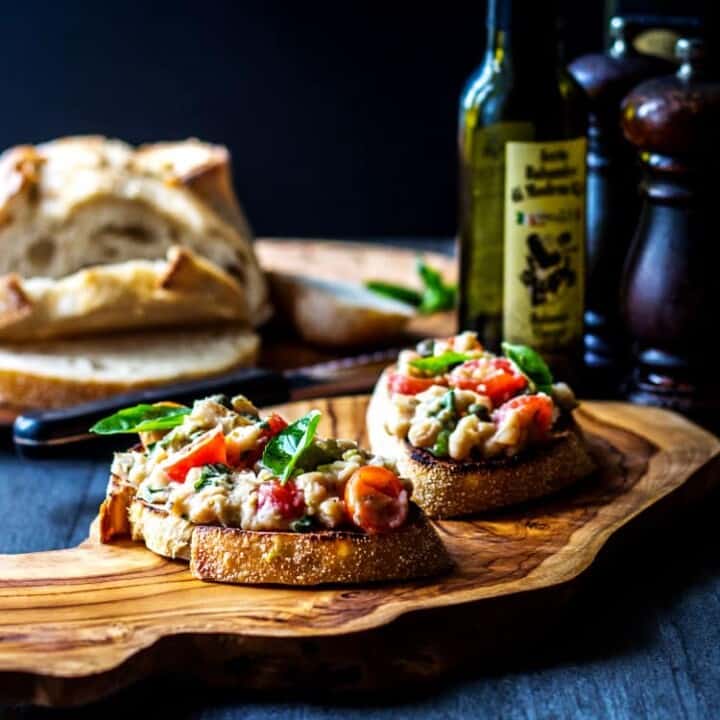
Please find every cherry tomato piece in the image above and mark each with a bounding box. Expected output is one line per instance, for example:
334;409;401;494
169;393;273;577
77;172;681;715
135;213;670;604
163;426;227;482
387;370;442;396
493;394;554;441
344;465;408;534
227;413;288;468
449;357;528;406
257;479;305;519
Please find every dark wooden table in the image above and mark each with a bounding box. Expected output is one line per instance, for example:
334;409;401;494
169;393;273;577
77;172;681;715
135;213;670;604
1;238;719;718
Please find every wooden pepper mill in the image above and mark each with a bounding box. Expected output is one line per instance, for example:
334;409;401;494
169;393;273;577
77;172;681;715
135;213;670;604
569;17;672;397
620;38;720;427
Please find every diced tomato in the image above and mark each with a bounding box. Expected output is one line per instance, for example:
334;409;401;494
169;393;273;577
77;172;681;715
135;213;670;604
344;465;408;534
257;479;305;519
493;394;554;441
387;370;443;396
227;413;288;468
163;426;227;482
449;357;528;406
263;413;288;436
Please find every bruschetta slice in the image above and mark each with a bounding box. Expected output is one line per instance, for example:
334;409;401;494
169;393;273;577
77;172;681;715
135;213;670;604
95;394;451;585
367;332;595;518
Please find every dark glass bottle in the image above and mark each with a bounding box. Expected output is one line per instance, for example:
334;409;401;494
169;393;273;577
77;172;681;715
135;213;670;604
457;0;587;377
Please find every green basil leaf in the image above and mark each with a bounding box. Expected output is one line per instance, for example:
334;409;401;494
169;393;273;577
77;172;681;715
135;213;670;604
409;351;471;376
364;280;422;307
501;342;554;394
261;410;322;483
417;259;457;314
90;404;190;435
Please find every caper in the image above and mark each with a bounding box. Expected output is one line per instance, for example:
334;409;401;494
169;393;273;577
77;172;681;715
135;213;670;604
468;403;490;420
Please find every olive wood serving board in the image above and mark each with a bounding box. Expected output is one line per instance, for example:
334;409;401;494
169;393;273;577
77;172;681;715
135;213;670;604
0;396;718;706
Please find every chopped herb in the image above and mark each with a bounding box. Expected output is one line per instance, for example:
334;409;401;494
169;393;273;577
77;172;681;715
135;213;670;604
364;261;456;315
502;342;554;395
261;411;322;483
289;516;314;533
430;428;451;457
409;351;471;376
90;404;190;435
194;463;232;491
364;280;422;307
417;259;457;314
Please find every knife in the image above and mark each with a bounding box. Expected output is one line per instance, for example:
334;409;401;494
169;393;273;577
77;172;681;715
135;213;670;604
12;350;396;456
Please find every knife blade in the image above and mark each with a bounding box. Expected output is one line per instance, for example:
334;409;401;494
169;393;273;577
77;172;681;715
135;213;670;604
12;349;397;456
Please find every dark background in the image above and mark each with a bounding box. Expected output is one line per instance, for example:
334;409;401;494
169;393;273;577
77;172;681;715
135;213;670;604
0;0;607;238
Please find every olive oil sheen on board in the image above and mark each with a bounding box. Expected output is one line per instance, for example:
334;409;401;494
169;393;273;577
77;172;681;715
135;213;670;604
458;0;587;379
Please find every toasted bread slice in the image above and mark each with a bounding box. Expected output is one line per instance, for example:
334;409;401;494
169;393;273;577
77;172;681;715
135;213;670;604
0;326;259;409
126;498;451;585
129;500;195;561
367;369;596;518
191;508;451;585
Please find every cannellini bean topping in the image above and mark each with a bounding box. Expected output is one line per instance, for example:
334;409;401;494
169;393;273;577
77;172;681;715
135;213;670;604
448;415;496;461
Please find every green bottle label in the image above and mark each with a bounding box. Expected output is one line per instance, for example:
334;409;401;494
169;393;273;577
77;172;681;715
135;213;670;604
502;137;586;351
462;121;534;319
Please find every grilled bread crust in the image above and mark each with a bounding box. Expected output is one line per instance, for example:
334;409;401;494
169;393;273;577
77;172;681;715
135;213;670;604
367;368;596;518
123;497;451;586
190;508;452;586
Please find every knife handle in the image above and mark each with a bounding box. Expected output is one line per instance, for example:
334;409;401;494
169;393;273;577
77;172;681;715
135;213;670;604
13;367;290;456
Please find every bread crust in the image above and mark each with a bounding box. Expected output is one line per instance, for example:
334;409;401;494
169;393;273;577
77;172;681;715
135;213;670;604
129;501;194;561
190;508;452;586
0;136;271;325
367;368;596;518
127;497;451;586
0;328;259;409
0;246;249;342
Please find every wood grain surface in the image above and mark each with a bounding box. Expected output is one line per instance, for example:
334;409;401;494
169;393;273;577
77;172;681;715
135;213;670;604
0;396;718;706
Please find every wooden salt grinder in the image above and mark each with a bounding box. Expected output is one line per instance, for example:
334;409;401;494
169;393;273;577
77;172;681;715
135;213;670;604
620;38;720;427
569;17;672;397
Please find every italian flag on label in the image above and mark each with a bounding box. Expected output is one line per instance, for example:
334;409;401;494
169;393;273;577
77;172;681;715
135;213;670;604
516;211;528;226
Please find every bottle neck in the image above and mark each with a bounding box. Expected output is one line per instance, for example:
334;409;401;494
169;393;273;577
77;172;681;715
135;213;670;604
485;0;562;73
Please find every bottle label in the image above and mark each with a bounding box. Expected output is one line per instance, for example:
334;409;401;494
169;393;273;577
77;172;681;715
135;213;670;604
502;137;586;351
462;121;534;318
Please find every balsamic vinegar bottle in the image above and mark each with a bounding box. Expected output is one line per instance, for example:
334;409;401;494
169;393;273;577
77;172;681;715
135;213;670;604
458;0;587;377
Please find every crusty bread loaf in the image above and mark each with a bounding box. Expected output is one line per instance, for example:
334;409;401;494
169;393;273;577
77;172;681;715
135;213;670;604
0;136;270;325
269;271;414;348
0;327;259;409
0;246;248;342
367;369;596;518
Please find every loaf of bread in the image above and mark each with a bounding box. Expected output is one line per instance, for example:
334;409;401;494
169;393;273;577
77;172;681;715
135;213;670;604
0;246;249;342
0;136;270;325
